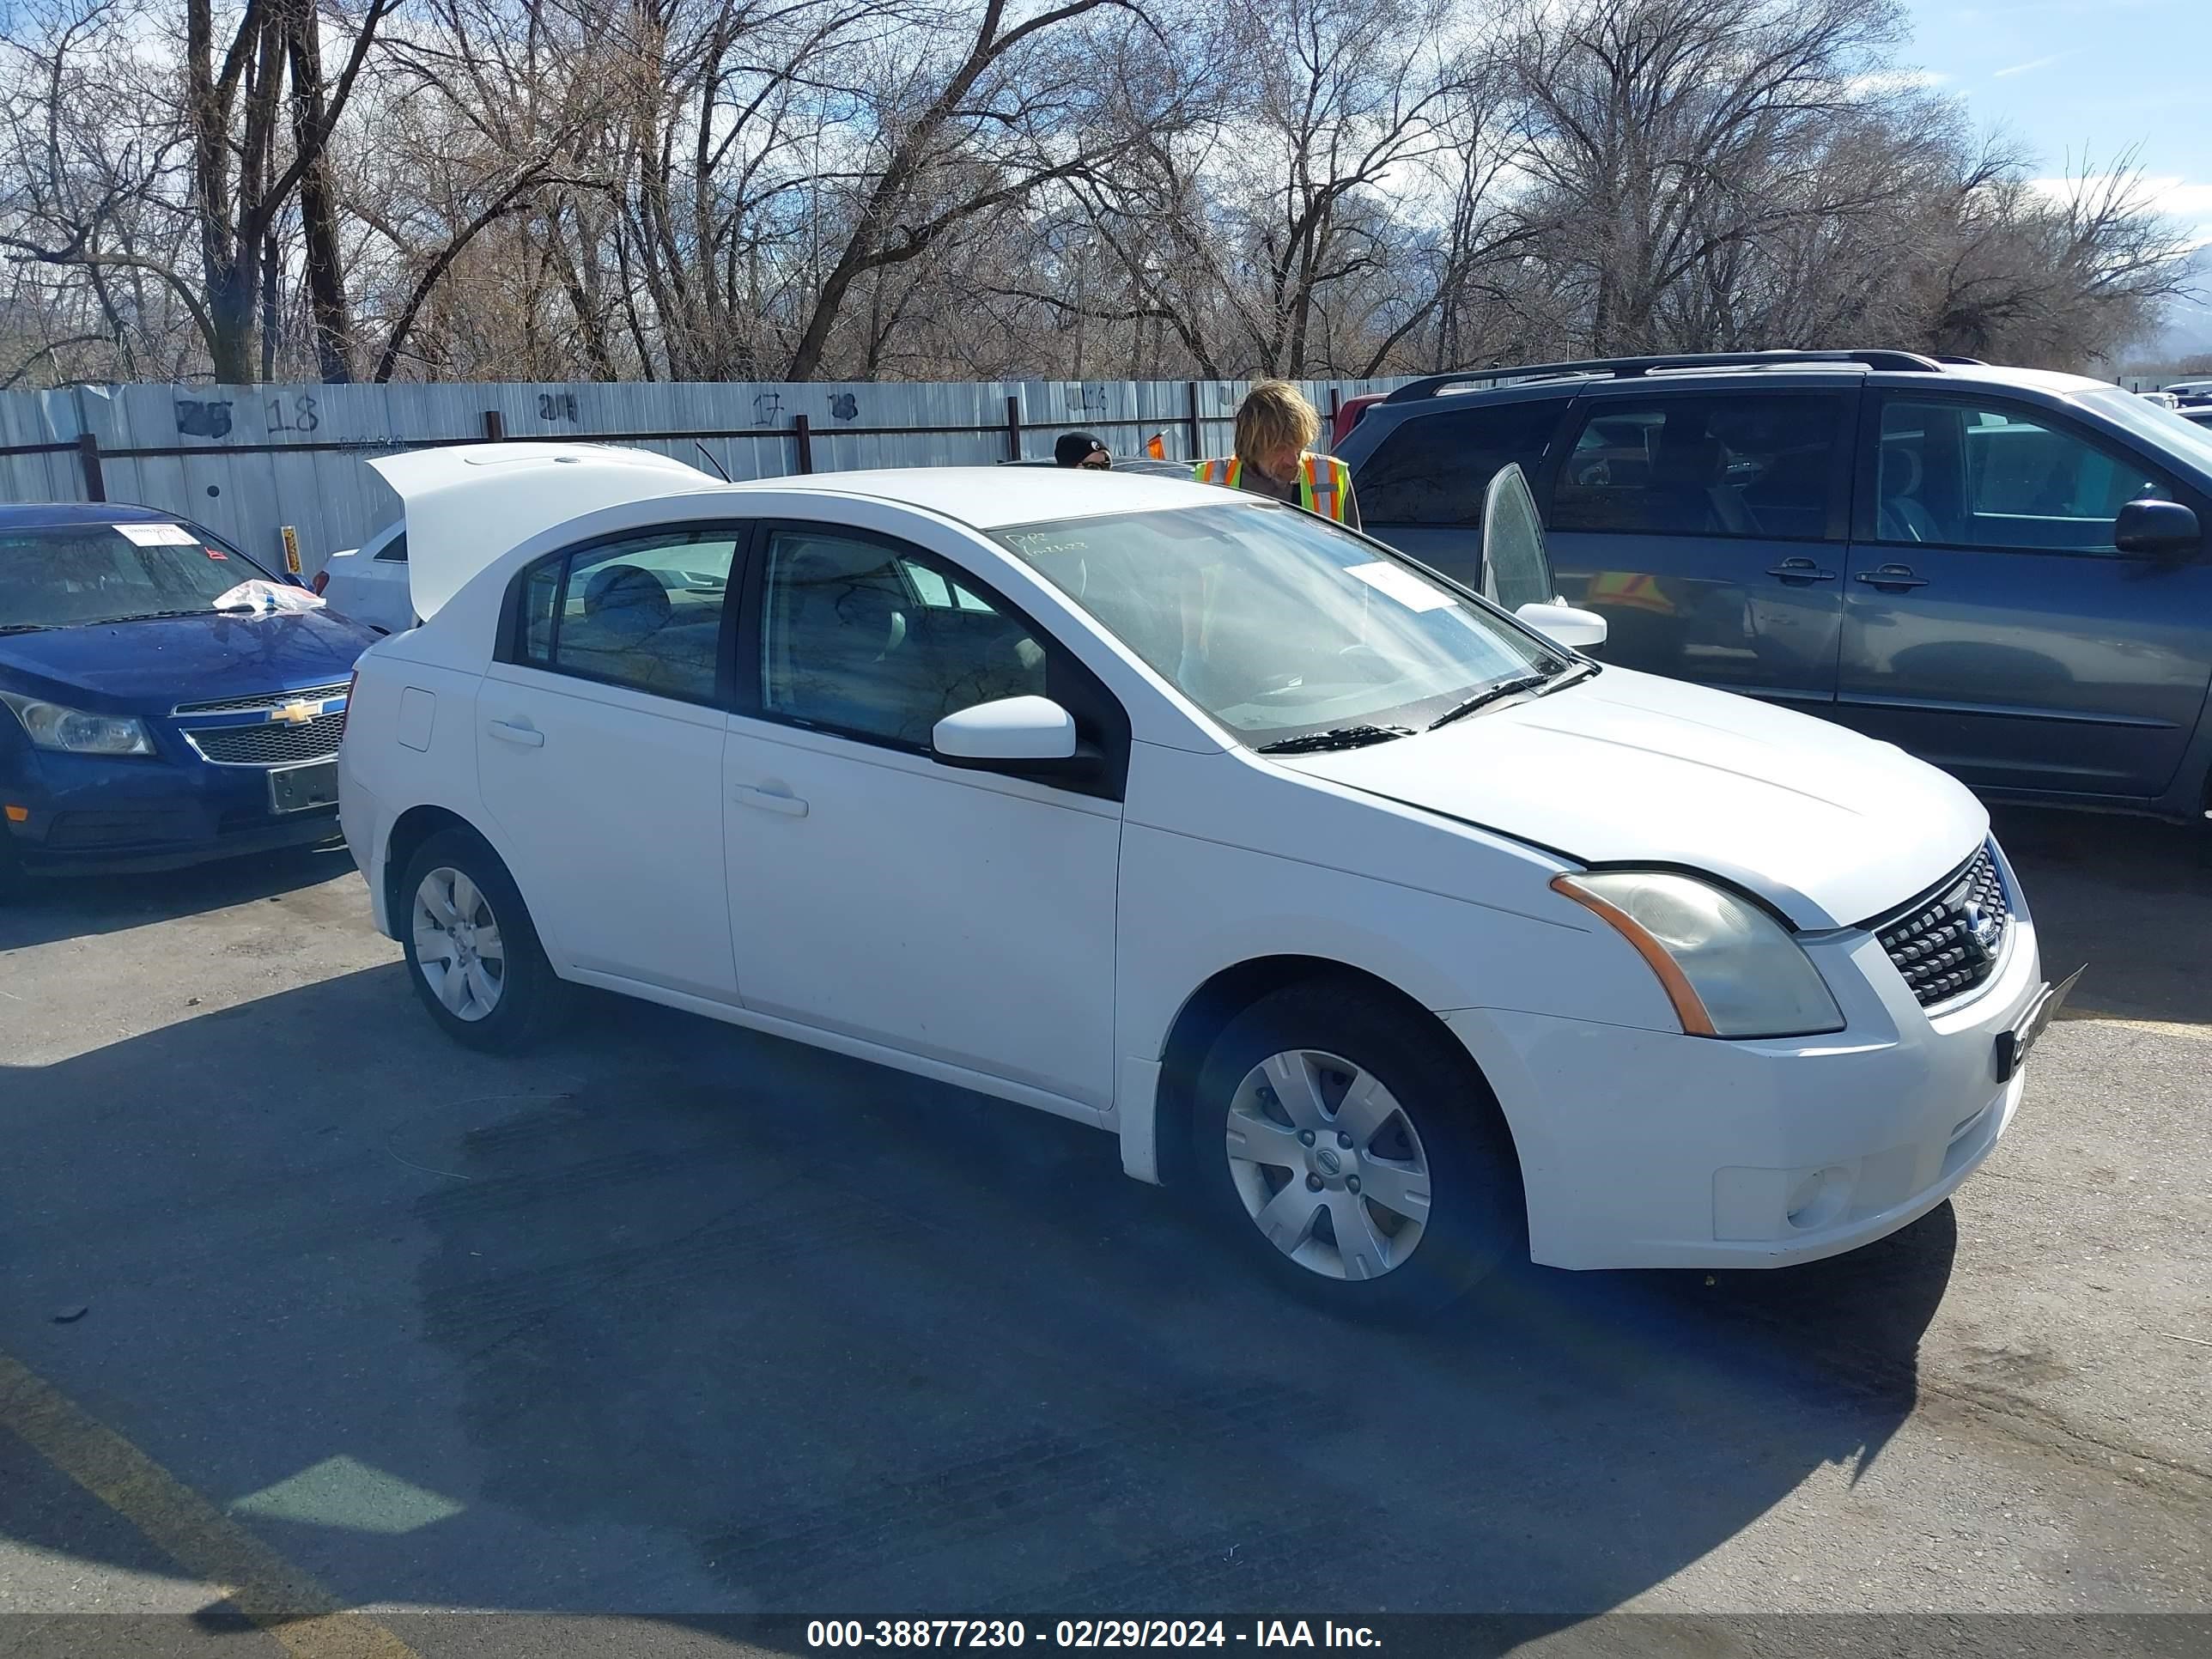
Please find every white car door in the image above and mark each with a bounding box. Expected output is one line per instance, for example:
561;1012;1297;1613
476;524;743;1003
722;525;1124;1111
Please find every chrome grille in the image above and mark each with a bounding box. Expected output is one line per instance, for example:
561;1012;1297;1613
1868;844;2011;1009
173;683;349;716
185;711;347;766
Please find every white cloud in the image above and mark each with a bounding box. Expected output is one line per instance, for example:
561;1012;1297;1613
1993;53;2068;79
1845;69;1950;98
2030;173;2212;247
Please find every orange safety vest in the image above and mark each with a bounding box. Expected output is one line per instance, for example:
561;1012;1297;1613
1584;569;1674;616
1194;453;1352;522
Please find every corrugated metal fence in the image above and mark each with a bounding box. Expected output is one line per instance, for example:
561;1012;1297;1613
0;377;1404;577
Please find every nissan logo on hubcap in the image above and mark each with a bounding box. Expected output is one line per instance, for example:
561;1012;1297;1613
1316;1147;1342;1176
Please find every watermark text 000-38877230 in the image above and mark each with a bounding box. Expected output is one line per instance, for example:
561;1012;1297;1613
805;1620;1382;1649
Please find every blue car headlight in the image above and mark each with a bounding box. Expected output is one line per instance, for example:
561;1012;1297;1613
0;691;156;757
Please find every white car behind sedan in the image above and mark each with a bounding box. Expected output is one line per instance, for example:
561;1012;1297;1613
337;445;2071;1316
313;520;414;634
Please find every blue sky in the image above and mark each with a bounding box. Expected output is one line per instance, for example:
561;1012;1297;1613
1904;0;2212;241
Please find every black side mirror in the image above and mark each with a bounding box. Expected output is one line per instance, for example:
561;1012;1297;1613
2114;499;2201;559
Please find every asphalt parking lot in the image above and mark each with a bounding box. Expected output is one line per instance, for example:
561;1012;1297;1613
0;808;2207;1656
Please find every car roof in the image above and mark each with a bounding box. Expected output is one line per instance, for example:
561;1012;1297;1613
765;465;1231;529
0;501;198;531
1375;354;2116;414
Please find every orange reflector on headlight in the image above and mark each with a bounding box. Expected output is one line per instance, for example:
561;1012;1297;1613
3;804;27;823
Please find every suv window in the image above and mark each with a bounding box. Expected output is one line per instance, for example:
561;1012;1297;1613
1551;393;1842;541
514;529;737;702
1355;399;1565;525
1875;398;2173;554
760;530;1048;748
374;532;408;563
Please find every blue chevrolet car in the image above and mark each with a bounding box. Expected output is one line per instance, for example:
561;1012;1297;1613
0;502;381;895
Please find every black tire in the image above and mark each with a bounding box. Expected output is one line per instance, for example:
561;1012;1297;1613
1186;981;1523;1319
398;826;564;1053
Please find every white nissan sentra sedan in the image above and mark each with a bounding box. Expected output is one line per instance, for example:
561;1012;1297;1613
339;443;2075;1316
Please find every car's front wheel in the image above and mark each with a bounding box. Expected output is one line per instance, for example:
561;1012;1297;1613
398;827;562;1052
1188;982;1523;1318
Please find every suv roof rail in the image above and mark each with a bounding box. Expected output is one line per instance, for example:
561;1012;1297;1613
1935;355;1988;366
1382;349;1947;404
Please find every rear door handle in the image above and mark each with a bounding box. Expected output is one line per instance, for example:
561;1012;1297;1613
731;781;809;818
486;719;545;747
1765;557;1836;584
1854;564;1929;591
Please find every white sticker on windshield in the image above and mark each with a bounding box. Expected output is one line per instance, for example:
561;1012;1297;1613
113;522;204;547
1344;560;1454;611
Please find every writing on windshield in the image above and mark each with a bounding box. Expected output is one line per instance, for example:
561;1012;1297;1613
997;503;1555;748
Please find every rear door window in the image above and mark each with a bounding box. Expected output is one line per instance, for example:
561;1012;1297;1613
1550;392;1845;541
1355;399;1567;525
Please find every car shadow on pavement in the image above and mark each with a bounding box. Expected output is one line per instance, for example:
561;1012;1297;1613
1;966;1955;1636
0;841;357;951
1989;807;2210;1029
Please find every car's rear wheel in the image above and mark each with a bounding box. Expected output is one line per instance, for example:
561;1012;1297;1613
1188;982;1522;1318
399;828;562;1052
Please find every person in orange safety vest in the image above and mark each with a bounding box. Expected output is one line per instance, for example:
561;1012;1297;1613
1194;380;1361;528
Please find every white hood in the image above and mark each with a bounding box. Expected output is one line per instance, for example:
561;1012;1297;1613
1284;666;1988;929
368;444;715;620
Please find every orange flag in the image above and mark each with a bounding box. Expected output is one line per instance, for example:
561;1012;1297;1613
1145;432;1167;460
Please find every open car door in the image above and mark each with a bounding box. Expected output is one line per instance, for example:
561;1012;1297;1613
1482;463;1608;653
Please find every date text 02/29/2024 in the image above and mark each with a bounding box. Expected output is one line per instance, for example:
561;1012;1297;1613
805;1621;1382;1650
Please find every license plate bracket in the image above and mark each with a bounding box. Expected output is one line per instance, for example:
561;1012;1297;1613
1995;965;2085;1083
269;758;340;815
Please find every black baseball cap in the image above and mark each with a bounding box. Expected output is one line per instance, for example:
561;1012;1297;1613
1055;432;1110;467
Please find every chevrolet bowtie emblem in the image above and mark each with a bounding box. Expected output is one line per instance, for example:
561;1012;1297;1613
270;700;321;725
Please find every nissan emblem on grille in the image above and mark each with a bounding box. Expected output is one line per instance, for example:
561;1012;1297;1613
1869;845;2011;1008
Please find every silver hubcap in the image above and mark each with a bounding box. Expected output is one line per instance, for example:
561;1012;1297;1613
411;866;506;1022
1224;1048;1431;1281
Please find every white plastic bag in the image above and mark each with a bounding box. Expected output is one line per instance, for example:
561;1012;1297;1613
213;579;327;614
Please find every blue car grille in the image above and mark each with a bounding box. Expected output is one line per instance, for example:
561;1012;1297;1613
1868;844;2011;1008
173;683;351;716
185;710;347;766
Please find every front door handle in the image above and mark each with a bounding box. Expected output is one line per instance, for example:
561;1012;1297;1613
1766;557;1837;585
486;719;545;747
731;781;809;818
1854;563;1929;591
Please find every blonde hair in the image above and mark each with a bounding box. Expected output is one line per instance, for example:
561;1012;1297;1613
1234;380;1320;465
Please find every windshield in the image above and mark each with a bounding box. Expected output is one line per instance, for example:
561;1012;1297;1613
995;501;1563;747
0;522;275;631
2074;387;2212;474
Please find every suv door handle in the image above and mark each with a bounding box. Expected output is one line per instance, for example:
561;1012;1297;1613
1765;557;1836;584
486;719;544;747
731;781;809;818
1854;564;1929;591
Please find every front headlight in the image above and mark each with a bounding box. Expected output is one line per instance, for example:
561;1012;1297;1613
1553;869;1844;1038
0;691;156;757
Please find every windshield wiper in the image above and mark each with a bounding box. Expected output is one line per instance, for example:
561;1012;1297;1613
76;605;256;625
1535;660;1599;695
1427;672;1551;731
0;623;48;635
1255;723;1416;755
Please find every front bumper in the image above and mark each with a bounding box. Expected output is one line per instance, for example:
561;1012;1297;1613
1444;900;2047;1272
2;748;339;877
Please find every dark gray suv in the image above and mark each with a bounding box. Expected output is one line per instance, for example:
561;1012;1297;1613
1335;349;2212;824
